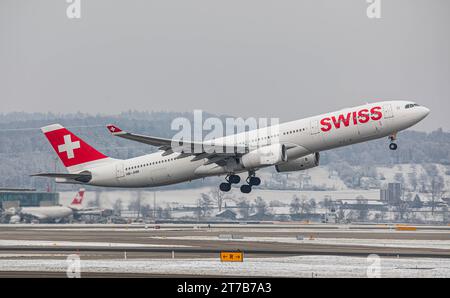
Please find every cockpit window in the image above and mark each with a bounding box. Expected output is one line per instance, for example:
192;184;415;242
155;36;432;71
405;103;420;109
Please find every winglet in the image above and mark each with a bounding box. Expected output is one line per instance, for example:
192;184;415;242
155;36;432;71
106;124;124;135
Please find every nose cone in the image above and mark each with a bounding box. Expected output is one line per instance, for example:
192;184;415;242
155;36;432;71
417;106;430;121
421;106;430;117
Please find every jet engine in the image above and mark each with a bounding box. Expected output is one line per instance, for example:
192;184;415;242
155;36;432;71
241;144;287;169
275;152;320;172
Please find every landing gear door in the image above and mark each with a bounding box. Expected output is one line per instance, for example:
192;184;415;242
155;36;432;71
310;119;320;135
383;104;394;119
116;163;125;179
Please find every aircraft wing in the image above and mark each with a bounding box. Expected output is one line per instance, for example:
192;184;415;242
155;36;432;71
106;124;247;157
107;124;177;148
20;210;48;220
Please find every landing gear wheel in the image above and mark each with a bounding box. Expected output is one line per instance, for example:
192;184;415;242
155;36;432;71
240;184;252;194
389;143;398;151
228;174;241;184
248;176;261;186
219;182;231;192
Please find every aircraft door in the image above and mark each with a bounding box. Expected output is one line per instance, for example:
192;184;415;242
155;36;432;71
383;104;394;119
115;163;125;179
310;119;320;135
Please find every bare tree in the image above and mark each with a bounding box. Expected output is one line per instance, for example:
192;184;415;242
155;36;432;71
140;204;152;218
196;193;214;219
209;188;226;212
113;198;123;216
290;196;301;215
394;173;405;185
236;197;251;219
309;198;317;213
156;204;172;219
355;196;369;221
254;197;269;219
321;195;335;211
395;200;410;222
430;176;444;215
336;207;346;223
443;206;449;224
128;198;141;218
299;199;311;214
408;172;418;192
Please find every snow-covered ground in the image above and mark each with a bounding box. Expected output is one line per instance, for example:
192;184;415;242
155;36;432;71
377;164;450;191
0;240;191;248
0;256;449;277
148;236;450;250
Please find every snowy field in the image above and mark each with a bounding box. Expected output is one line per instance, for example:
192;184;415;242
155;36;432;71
0;239;191;248
0;255;449;277
148;236;450;250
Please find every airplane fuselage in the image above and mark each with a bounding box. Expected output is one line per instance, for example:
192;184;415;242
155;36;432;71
74;100;429;188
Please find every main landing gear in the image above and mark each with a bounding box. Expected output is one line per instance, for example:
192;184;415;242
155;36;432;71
219;174;241;192
240;172;261;194
389;133;398;151
219;172;261;194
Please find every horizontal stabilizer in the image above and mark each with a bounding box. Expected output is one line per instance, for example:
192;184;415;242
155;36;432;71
31;172;92;183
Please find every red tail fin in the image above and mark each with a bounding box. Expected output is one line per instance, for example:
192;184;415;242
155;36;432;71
41;124;109;171
71;188;85;205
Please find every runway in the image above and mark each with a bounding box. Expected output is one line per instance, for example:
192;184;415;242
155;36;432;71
0;223;449;277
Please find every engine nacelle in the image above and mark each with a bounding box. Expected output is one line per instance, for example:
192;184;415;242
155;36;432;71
275;152;320;172
241;144;287;169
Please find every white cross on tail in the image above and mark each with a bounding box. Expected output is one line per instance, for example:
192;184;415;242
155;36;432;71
58;134;80;159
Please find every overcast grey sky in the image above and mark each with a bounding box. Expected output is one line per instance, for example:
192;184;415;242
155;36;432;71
1;0;449;131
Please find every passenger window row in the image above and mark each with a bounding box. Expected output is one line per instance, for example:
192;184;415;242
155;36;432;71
238;134;282;145
283;128;306;135
126;158;176;170
235;128;306;145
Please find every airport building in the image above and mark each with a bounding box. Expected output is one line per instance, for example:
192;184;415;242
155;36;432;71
0;189;59;209
380;183;402;205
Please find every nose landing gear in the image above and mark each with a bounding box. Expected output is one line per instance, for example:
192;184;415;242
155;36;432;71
389;133;398;151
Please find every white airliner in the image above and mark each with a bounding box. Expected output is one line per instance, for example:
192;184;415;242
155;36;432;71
33;101;429;193
9;189;86;223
